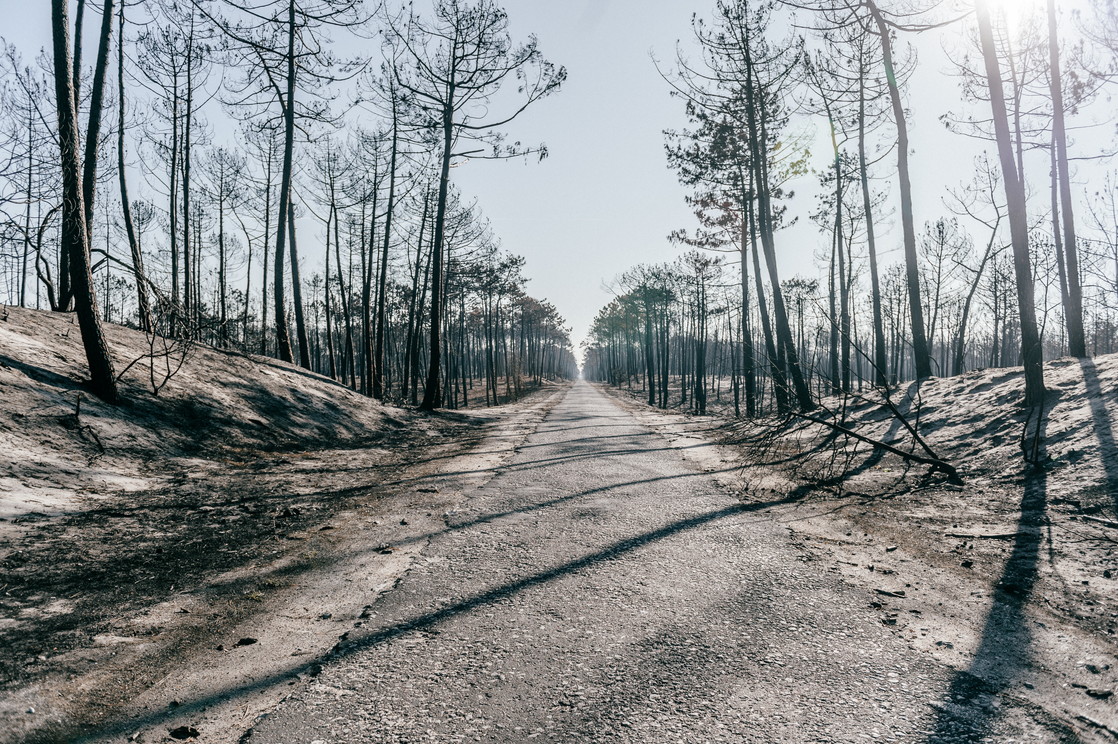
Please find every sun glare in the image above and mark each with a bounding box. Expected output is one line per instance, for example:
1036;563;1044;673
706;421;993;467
986;0;1047;34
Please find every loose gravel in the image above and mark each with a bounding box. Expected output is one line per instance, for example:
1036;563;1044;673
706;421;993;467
247;382;1074;743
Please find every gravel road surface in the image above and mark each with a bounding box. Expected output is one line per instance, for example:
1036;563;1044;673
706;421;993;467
247;382;1074;743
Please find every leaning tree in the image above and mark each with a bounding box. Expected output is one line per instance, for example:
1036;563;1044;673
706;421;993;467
50;0;118;402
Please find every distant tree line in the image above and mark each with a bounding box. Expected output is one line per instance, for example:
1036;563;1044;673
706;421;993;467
585;0;1118;420
0;0;576;406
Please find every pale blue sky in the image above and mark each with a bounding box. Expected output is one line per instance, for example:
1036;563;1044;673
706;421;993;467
3;0;1111;354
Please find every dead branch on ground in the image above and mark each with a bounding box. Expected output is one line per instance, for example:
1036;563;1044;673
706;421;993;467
790;408;962;483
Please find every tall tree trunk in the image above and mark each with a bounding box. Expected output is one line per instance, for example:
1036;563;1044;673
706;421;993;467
21;102;33;308
58;0;87;312
81;0;114;251
421;93;455;411
750;201;784;413
866;0;933;380
858;72;888;386
324;203;337;379
643;296;656;406
361;176;379;395
822;91;848;393
335;206;357;387
659;308;669;407
52;0;118;403
403;190;430;400
218;181;228;344
745;46;812;411
837;197;851;391
289;196;311;369
272;0;297;363
181;13;196;333
828;228;840;392
739;209;756;417
116;0;150;331
976;0;1046;407
1050;138;1071;352
1047;0;1086;357
260;139;274;355
374;106;399;400
241;219;253;347
694;281;707;414
413;224;433;406
169;83;180;330
72;0;85;109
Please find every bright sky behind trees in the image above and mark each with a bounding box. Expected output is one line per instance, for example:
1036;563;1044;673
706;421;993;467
6;0;1112;358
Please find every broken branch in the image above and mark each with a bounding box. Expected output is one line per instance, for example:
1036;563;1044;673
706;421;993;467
790;411;962;483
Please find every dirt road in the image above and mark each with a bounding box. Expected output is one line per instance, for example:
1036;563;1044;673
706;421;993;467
243;381;1076;743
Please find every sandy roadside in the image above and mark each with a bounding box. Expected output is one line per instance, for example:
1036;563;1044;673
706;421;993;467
1;385;569;744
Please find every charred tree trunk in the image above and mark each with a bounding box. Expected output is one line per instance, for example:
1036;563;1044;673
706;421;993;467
420;94;455;411
866;0;933;381
324;204;337;379
272;0;297;364
745;44;812;411
58;0;89;312
335;208;357;387
181;13;196;333
403;193;429;400
116;1;150;332
858;72;888;387
289;196;311;369
51;0;118;403
643;297;656;406
218;176;228;344
373;107;399;400
1046;0;1086;357
80;0;114;251
739;211;757;418
976;0;1046;407
169;83;180;330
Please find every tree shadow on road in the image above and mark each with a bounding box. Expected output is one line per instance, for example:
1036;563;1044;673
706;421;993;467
68;494;801;743
382;439;727;487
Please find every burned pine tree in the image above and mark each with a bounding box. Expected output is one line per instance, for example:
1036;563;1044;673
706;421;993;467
666;0;814;413
203;0;364;366
974;0;1046;407
387;0;565;410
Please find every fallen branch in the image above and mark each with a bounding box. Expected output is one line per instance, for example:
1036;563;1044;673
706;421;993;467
945;531;1020;540
813;307;947;470
1075;714;1118;740
791;411;962;483
874;588;907;598
70;393;106;461
876;388;943;465
1080;515;1118;530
